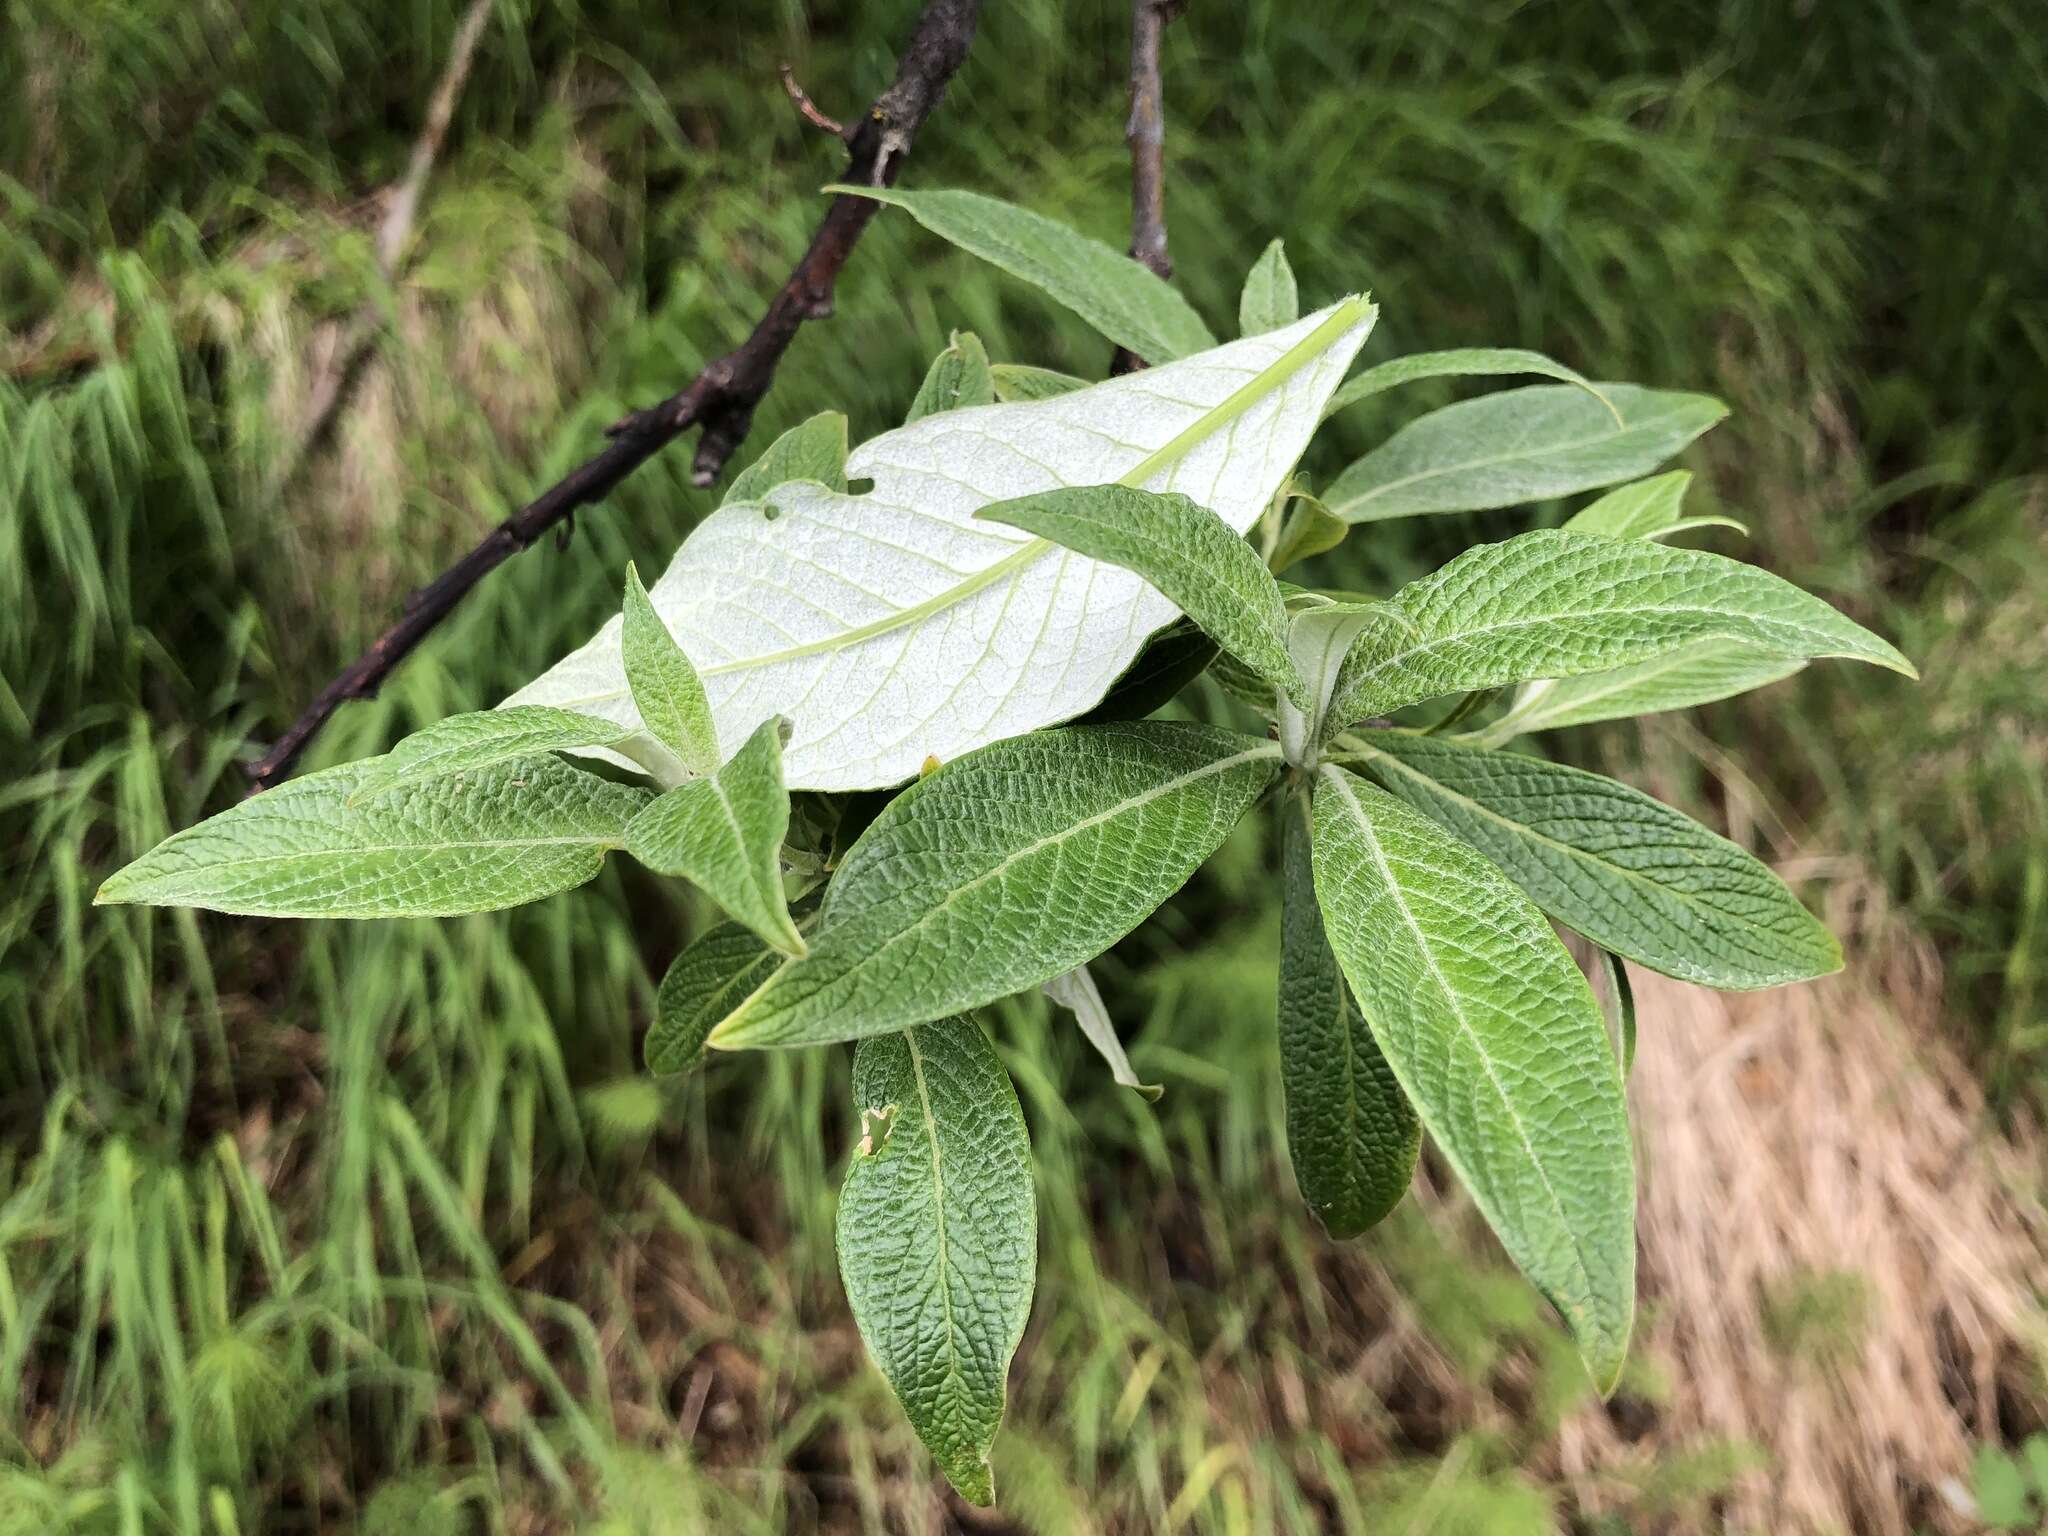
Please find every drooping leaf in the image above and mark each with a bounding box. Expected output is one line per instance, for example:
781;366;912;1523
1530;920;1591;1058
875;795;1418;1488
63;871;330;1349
1349;733;1842;989
1322;529;1914;734
508;301;1375;789
1042;964;1162;1100
1473;644;1807;742
1322;348;1616;421
706;723;1281;1049
1278;782;1418;1236
1079;620;1219;723
907;331;996;422
624;717;803;956
622;563;719;777
348;706;633;802
838;1016;1035;1506
725;410;849;504
1325;384;1726;523
1311;765;1635;1391
96;757;648;918
645;923;779;1076
989;364;1087;403
832;184;1216;362
978;484;1304;705
1587;947;1637;1076
1238;238;1300;335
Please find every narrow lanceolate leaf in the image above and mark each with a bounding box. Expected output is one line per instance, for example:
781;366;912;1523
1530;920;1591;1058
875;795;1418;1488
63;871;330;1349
1275;600;1395;764
645;924;779;1075
907;331;996;422
833;184;1216;363
1278;784;1419;1236
839;1017;1035;1506
624;717;803;956
1322;348;1615;421
1323;528;1914;733
622;564;719;777
707;723;1281;1049
1267;489;1348;574
507;301;1375;789
1042;964;1162;1100
1238;238;1300;335
1587;948;1637;1077
1311;766;1635;1390
725;410;849;504
1565;471;1696;540
1324;384;1726;523
989;364;1086;403
1080;620;1219;724
978;485;1304;706
1349;733;1842;989
95;757;647;918
349;706;632;802
1474;644;1807;742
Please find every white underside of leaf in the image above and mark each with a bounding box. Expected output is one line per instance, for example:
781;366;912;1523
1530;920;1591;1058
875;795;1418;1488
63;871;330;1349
504;302;1374;790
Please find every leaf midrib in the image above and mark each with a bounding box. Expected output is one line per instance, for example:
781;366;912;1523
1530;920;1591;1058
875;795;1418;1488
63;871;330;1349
904;1029;968;1423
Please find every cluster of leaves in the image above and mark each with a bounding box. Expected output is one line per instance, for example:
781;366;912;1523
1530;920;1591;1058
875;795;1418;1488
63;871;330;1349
98;188;1912;1506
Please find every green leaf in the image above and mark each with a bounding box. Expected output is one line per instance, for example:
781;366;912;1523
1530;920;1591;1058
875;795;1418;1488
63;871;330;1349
830;184;1216;362
1973;1445;2033;1530
1322;348;1617;422
706;723;1281;1049
96;757;647;918
1323;529;1914;733
1238;238;1300;335
1473;643;1806;742
977;485;1304;706
1311;765;1635;1390
1564;470;1746;543
1042;964;1162;1100
907;331;996;422
624;717;803;956
838;1016;1035;1506
646;923;780;1076
1324;384;1727;523
1266;488;1349;574
510;301;1373;790
1278;782;1419;1236
988;363;1087;403
1588;948;1637;1076
1078;620;1219;724
725;410;849;504
349;706;633;802
622;563;718;777
1275;599;1397;764
1347;733;1842;989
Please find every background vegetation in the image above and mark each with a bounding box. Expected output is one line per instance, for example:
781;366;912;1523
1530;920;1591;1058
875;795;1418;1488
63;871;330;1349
3;0;2043;1530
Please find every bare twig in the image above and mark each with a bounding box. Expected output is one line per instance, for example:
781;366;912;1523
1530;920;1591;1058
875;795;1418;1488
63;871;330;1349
286;0;497;479
1110;0;1180;375
246;0;983;790
779;63;847;138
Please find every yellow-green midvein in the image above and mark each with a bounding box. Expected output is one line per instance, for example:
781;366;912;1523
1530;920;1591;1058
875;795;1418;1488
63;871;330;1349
691;295;1375;678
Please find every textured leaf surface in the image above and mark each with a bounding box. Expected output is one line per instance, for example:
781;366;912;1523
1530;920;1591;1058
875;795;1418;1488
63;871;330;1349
97;757;647;918
834;185;1215;362
1042;964;1161;1099
1477;643;1806;742
907;331;996;422
1322;348;1614;420
1325;384;1726;522
725;411;848;504
1324;529;1913;732
623;565;718;776
1311;766;1635;1390
839;1017;1035;1506
349;707;632;801
1278;784;1418;1236
507;302;1374;789
1350;733;1842;988
645;924;778;1075
978;484;1302;704
624;717;802;956
988;364;1086;403
707;723;1280;1048
1238;238;1299;335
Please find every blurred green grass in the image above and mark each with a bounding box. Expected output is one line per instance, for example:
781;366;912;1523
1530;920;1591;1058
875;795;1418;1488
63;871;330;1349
1;0;2042;1529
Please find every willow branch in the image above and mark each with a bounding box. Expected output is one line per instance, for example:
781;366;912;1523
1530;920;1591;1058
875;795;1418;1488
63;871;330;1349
246;0;983;790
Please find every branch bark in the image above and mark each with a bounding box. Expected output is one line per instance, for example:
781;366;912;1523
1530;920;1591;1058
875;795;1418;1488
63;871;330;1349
1110;0;1180;375
246;0;983;790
